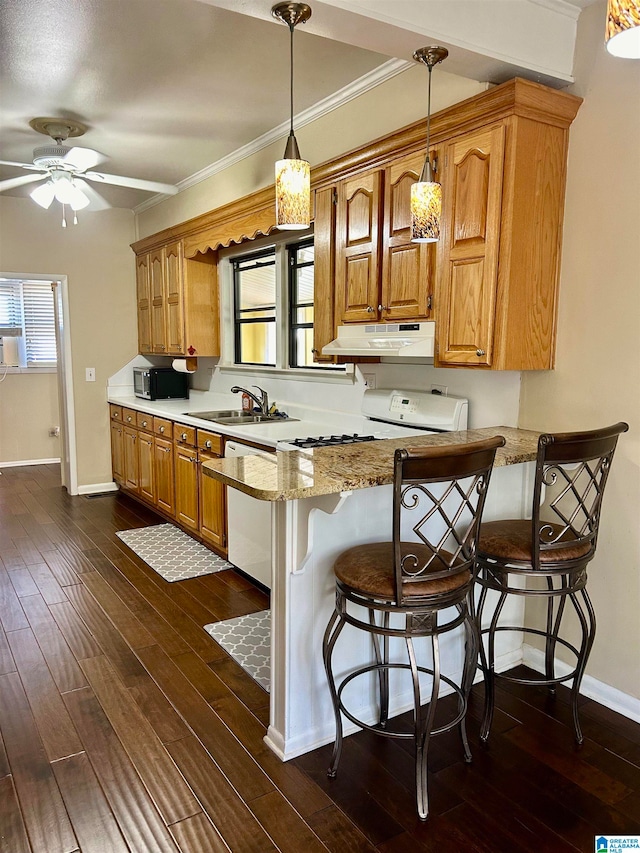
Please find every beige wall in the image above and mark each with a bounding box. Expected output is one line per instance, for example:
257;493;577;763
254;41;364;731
0;196;137;487
0;372;60;463
137;66;485;237
520;2;640;699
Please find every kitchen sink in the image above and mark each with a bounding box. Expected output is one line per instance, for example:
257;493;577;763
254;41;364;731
184;410;298;426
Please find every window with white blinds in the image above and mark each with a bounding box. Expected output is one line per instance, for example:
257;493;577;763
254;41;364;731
0;279;57;367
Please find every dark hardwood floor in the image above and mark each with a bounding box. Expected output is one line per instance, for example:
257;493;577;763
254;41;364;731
0;463;638;852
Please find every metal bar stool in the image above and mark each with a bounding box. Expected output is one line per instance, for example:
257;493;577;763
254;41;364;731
322;437;505;821
472;422;628;745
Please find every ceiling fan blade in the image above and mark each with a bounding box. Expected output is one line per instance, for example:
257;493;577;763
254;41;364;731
0;173;46;192
84;171;179;195
0;159;42;171
62;146;107;171
73;178;112;210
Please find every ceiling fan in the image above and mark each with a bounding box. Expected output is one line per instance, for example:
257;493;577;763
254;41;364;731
0;117;179;224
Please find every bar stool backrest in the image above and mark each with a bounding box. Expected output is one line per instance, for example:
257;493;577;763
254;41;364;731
530;422;629;567
392;437;505;605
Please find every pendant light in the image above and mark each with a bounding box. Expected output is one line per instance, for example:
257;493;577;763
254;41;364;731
606;0;640;58
272;2;312;230
410;46;448;243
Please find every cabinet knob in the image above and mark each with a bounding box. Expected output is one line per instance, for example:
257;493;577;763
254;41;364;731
158;345;165;351
204;440;212;450
378;304;389;312
366;306;374;313
181;432;187;441
476;349;486;357
127;416;132;422
311;348;318;354
113;411;119;419
142;420;148;428
159;426;165;433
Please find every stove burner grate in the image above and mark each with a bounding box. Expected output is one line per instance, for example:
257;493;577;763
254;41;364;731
289;433;378;449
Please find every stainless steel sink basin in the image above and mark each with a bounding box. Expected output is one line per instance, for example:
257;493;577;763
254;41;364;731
184;410;298;426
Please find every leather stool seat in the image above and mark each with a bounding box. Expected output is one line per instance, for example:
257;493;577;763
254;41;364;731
478;520;593;565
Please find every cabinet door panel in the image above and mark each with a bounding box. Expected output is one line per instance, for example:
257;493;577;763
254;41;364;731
138;432;155;504
154;438;175;517
199;452;226;553
175;445;199;532
165;240;185;355
381;152;432;321
150;248;167;353
136;253;151;354
110;423;124;484
123;426;139;492
336;170;381;322
312;186;336;363
437;125;505;366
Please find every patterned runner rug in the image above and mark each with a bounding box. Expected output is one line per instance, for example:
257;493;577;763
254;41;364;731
204;610;271;691
116;523;234;582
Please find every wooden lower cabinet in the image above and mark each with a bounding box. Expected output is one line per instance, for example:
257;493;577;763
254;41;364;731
174;443;199;533
138;430;155;504
123;425;139;492
110;422;124;484
154;437;175;517
199;451;226;552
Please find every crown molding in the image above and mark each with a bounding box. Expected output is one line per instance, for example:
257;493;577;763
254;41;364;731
526;0;584;21
133;58;411;216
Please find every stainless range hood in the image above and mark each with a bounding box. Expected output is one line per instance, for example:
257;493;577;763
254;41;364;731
322;322;435;359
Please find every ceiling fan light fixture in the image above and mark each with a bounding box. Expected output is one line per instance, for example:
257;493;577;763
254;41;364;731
272;2;312;230
606;0;640;57
51;173;90;210
411;46;448;243
30;180;57;209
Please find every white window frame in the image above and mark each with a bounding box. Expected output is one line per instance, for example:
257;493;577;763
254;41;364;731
0;278;58;370
218;232;353;382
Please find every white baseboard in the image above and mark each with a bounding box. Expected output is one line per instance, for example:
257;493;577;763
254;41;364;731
523;644;640;724
0;457;60;468
77;481;119;495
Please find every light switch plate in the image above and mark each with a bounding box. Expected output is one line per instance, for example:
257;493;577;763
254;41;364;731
86;367;96;382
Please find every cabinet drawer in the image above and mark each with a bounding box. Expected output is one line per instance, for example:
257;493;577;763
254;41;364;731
122;407;138;426
137;411;153;432
197;429;223;455
154;417;173;437
174;423;196;447
109;404;123;422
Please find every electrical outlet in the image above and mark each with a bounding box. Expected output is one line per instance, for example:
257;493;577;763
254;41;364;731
363;373;376;390
430;383;448;396
85;367;96;382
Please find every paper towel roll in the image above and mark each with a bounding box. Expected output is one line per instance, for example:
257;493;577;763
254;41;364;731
172;358;196;374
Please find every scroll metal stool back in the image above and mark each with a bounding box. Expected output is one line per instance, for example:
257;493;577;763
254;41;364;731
473;422;628;745
323;436;505;820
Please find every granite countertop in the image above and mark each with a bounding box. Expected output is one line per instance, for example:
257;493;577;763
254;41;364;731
201;426;541;501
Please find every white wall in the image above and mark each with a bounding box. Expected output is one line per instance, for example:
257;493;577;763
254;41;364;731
519;1;640;701
0;196;137;488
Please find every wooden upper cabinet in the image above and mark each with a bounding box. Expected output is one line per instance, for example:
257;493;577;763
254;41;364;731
136;253;151;354
165;240;185;355
136;241;219;358
437;125;505;367
335;170;382;323
150;247;168;354
312;186;337;363
380;151;433;322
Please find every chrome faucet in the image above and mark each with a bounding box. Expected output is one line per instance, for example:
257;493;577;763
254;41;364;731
231;385;270;415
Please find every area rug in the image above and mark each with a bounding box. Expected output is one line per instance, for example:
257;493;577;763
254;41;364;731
116;523;235;582
204;610;271;691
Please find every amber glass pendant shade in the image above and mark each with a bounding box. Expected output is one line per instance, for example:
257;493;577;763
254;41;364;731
410;179;442;243
275;155;310;230
606;0;640;57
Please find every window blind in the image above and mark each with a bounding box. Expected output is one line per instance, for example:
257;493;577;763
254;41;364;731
0;279;23;333
22;281;57;367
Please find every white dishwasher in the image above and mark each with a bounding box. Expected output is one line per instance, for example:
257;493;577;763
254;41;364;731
224;439;273;589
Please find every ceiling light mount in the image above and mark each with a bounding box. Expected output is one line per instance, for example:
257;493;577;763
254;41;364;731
29;117;88;144
271;2;312;29
413;46;449;70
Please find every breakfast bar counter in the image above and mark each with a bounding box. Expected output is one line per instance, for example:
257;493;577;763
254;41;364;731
201;427;541;762
201;426;541;500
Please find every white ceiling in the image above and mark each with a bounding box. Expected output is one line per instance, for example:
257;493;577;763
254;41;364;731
0;0;597;210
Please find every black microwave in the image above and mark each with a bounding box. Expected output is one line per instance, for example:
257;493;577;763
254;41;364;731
133;366;189;400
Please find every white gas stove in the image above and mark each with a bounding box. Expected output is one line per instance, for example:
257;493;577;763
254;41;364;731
276;388;468;450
